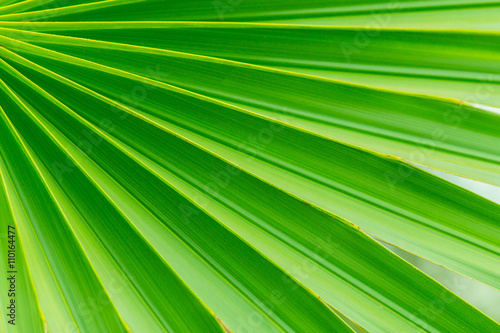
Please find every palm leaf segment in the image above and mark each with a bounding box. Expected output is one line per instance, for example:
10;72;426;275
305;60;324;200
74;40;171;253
0;1;499;332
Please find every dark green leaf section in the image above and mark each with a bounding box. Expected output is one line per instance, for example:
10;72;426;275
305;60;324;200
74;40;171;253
1;1;499;332
0;81;129;333
0;44;499;332
0;70;229;333
25;23;500;107
0;57;353;333
0;169;45;333
1;39;498;292
1;0;499;30
3;27;498;187
2;84;228;333
14;23;499;77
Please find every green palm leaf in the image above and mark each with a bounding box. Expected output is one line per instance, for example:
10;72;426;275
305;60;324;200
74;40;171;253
0;1;499;332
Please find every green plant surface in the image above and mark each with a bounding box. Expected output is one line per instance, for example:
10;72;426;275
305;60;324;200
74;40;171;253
0;0;499;30
2;25;498;185
0;166;44;333
0;1;499;332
